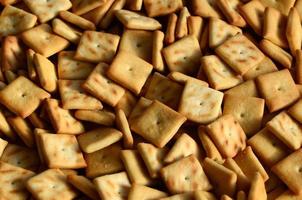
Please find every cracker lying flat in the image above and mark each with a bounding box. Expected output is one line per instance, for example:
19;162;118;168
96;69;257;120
58;80;102;110
45;99;84;134
143;0;183;17
152;30;165;72
225;79;259;98
161;155;212;194
217;0;246;27
162;35;202;75
52;18;82;44
178;80;223;124
75;31;120;63
26;169;77;200
115;90;137;117
128;184;167;200
116;109;133;149
192;0;222;18
107;50;153;95
21;24;69;57
59;11;95;30
256;69;299;112
288;99;302;123
128;97;152;124
93;171;131;200
248;172;267;200
259;0;295;15
242;57;278;80
175;7;190;39
82;62;125;107
0;161;35;200
67;175;99;200
286;8;302;56
0;76;50;118
165;13;178;45
77;127;123;153
115;9;161;30
0;5;37;37
39;133;86;169
75;109;115;126
215;34;265;75
85;143;124;178
130;100;186;148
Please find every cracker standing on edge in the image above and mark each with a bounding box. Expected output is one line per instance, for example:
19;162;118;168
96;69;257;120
99;0;127;29
259;0;296;15
152;30;165;72
217;0;246;27
288;99;302;123
128;184;168;200
0;138;7;158
175;7;190;39
59;11;96;30
248;172;267;200
71;0;105;15
75;109;115;126
143;0;183;17
286;8;302;56
165;13;178;45
52;18;82;44
116;109;134;149
187;16;203;40
192;0;222;18
67;175;99;200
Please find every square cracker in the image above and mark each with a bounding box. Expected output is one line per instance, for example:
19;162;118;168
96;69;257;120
71;0;105;15
0;161;35;200
192;0;222;18
82;62;125;107
107;50;153;95
58;51;94;80
178;80;224;124
23;0;71;23
161;155;212;194
217;0;246;27
128;184;167;200
67;175;99;200
145;72;183;109
85;143;124;178
21;24;69;57
75;109;115;126
128;97;152;124
248;172;267;200
225;79;259;98
215;34;265;75
0;76;50;118
93;171;131;200
75;31;120;63
26;169;77;200
242;57;278;80
45;99;84;134
143;0;183;17
58;80;102;110
206;114;246;158
130;100;186;148
288;99;302;123
223;94;265;137
259;0;296;15
272;149;302;194
162;35;202;75
256;69;299;112
266;111;302;150
39;133;86;169
0;5;37;37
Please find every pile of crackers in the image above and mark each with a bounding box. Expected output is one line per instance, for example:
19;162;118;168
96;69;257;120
1;0;302;199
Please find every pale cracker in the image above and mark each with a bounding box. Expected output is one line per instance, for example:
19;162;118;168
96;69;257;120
0;138;7;158
225;79;259;97
0;0;19;5
75;109;115;126
296;50;302;84
0;109;16;140
175;7;190;39
237;191;247;200
286;8;302;56
288;99;302;123
242;57;278;80
275;190;302;200
115;90;137;117
4;70;17;83
99;0;127;29
26;49;37;81
116;109;134;149
52;18;82;44
67;175;99;200
168;71;209;86
71;0;105;15
128;184;168;200
187;16;203;40
164;13;177;45
152;30;165;72
259;0;296;15
128;97;152;124
143;0;183;17
248;172;267;200
194;191;216;200
192;0;222;18
217;0;246;27
126;0;142;11
199;22;210;54
160;193;193;200
295;0;302;21
59;11;95;30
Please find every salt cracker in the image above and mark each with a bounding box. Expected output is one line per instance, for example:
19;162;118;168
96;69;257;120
115;90;137;117
221;195;232;200
0;161;35;200
161;155;212;194
52;18;82;44
85;143;124;178
288;99;302;123
116;109;133;148
217;0;246;27
58;80;102;110
195;191;216;200
21;24;69;57
126;0;142;10
128;184;168;200
59;11;95;30
234;146;269;181
75;31;120;63
175;7;190;39
23;0;71;23
242;57;278;80
200;22;210;54
143;0;183;17
137;142;168;178
192;0;222;18
0;109;16;140
208;18;242;48
286;8;302;56
259;39;292;69
275;190;302;200
163;35;202;75
26;49;37;81
296;50;302;84
266;111;302;150
226;80;259;98
203;158;237;197
272;149;302;194
202;55;242;90
34;53;57;93
93;171;131;200
160;193;193;200
259;0;296;15
107;50;153;95
0;0;18;5
152;30;165;72
99;0;127;29
187;16;203;40
39;133;86;168
248;172;267;200
121;150;153;185
168;71;209;86
4;70;17;83
165;13;178;45
223;94;265;136
263;7;288;48
0;5;37;37
45;99;84;134
75;109;115;126
67;175;99;200
295;0;302;21
237;191;247;200
26;169;77;200
145;72;183;109
164;133;201;164
256;69;299;112
248;128;289;167
0;76;50;118
77;127;123;153
238;0;265;35
128;97;152;124
215;34;265;75
71;0;105;15
119;29;153;62
130;100;186;148
115;9;161;30
57;51;94;80
0;138;7;157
